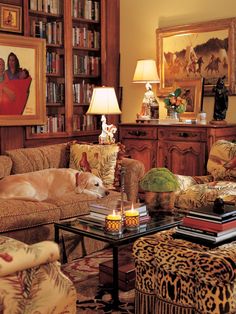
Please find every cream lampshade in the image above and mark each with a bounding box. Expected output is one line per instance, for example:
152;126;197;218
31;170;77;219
133;59;160;120
86;86;121;144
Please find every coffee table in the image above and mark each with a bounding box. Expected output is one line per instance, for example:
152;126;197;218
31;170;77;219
54;212;182;309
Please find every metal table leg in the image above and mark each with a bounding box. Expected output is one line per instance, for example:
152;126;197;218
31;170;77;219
112;245;120;309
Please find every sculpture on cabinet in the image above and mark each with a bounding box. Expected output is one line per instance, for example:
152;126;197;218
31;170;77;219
211;76;228;124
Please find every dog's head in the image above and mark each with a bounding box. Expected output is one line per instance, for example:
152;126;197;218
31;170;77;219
75;172;109;198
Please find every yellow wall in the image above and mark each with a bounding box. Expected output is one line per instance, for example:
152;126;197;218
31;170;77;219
120;0;236;123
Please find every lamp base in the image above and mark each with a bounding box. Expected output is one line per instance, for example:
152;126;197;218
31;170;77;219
99;115;117;145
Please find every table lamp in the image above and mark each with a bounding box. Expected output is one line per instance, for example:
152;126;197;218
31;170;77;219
133;59;160;119
86;86;121;144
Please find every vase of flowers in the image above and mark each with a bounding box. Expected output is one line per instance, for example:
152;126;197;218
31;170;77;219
164;88;187;120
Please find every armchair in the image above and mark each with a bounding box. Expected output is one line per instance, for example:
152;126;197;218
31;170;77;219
175;140;236;211
0;236;76;313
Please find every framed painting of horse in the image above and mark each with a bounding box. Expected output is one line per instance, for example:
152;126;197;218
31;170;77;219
0;33;46;126
156;18;236;96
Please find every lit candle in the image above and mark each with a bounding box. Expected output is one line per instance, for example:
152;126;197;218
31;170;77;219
107;210;122;221
105;210;123;234
125;204;140;229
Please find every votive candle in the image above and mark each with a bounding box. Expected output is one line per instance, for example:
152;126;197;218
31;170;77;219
105;210;123;234
125;204;140;230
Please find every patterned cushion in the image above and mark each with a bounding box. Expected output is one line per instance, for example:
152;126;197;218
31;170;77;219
207;140;236;180
69;142;124;187
0;156;12;178
5;143;69;174
175;181;236;210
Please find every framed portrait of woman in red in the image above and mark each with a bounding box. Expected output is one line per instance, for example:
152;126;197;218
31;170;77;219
0;34;46;126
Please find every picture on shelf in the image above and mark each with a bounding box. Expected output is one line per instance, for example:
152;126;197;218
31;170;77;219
0;4;22;33
156;17;236;96
0;34;46;126
173;78;203;120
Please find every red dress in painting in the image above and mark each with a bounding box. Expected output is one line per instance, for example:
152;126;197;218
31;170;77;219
0;74;32;115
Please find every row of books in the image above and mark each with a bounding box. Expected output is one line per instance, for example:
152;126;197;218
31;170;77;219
31;114;65;134
46;82;65;103
176;202;236;244
73;55;100;76
46;51;63;75
72;114;98;131
72;0;100;21
30;113;99;134
31;20;63;45
30;0;62;14
72;27;100;49
73;82;94;104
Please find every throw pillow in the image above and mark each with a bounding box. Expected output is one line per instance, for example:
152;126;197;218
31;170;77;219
69;142;125;188
0;156;12;178
207;140;236;180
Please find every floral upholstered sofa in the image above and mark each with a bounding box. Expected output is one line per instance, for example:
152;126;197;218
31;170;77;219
0;141;145;259
175;139;236;211
0;235;76;313
133;140;236;314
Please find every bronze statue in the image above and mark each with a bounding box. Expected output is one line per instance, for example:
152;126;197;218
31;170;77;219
212;76;228;121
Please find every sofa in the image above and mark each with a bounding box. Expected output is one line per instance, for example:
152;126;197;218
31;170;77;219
0;141;145;260
0;235;77;313
133;140;236;314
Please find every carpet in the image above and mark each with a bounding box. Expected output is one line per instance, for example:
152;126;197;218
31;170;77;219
61;247;135;314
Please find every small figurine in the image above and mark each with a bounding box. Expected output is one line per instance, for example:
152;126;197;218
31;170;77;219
212;76;228;123
137;83;159;120
99;115;117;144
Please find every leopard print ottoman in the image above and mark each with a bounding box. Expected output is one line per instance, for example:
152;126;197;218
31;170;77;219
133;228;236;314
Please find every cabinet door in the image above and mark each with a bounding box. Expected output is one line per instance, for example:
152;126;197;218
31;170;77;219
158;141;206;176
122;139;156;173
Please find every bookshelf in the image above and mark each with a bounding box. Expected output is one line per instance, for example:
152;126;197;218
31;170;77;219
22;0;120;144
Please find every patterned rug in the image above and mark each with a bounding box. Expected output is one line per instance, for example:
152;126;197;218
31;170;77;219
61;247;135;314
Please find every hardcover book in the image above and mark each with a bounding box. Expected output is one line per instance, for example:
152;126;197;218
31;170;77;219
178;224;236;237
175;227;236;244
189;204;236;221
182;216;236;232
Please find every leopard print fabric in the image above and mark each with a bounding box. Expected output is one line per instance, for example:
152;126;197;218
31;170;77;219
133;228;236;314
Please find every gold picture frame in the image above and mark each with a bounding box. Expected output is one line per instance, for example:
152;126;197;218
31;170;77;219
173;78;203;120
0;4;22;33
156;18;236;96
0;34;46;126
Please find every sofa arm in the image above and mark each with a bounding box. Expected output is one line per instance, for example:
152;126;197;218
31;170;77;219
120;157;145;202
0;236;59;277
175;174;214;192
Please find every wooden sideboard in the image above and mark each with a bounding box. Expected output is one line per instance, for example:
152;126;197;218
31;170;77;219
119;122;236;176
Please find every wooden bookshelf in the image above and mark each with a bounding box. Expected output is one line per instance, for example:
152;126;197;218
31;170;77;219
0;0;119;152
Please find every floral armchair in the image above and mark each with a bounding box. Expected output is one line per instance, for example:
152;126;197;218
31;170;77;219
175;139;236;211
0;236;76;313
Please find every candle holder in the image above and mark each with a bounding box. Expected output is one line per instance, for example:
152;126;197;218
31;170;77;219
105;214;123;235
125;210;140;230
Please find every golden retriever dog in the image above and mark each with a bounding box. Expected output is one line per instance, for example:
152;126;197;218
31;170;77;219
0;168;109;201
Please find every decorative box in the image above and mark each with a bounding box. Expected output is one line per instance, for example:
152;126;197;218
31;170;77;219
99;259;135;291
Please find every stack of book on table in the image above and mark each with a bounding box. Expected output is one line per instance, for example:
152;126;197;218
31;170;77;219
79;201;150;227
175;203;236;244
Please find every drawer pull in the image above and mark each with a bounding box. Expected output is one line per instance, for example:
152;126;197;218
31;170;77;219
178;132;198;138
128;130;147;137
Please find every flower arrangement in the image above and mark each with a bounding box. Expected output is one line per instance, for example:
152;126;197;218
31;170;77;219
164;88;187;114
